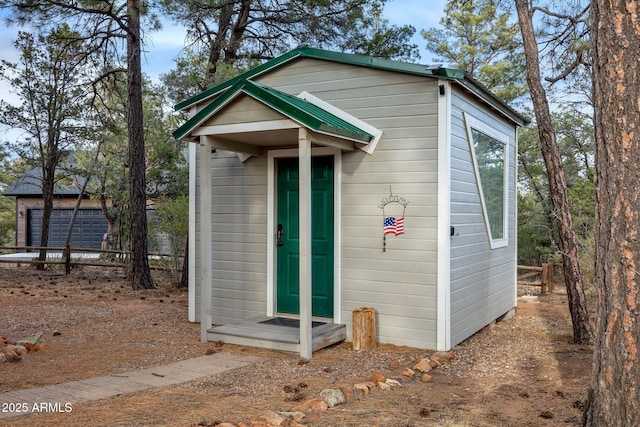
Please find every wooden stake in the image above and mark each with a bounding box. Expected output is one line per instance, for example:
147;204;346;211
352;307;377;351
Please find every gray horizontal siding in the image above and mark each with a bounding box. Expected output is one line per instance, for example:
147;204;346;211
259;59;441;349
449;87;517;347
209;153;269;324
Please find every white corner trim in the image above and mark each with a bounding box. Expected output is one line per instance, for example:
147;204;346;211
198;137;214;342
297;91;383;155
513;129;520;307
437;80;452;352
188;143;197;322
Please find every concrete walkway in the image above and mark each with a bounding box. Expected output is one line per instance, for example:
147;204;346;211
0;352;264;420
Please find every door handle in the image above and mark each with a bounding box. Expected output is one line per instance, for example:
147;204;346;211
277;223;284;246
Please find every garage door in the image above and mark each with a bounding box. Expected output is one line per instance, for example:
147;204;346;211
28;208;109;249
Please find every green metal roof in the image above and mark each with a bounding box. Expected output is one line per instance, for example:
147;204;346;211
174;46;458;112
174;46;528;128
173;79;374;143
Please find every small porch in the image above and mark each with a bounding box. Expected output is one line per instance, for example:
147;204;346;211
177;79;381;358
207;316;347;354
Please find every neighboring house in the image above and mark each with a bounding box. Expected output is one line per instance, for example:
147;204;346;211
174;47;528;358
4;166;108;250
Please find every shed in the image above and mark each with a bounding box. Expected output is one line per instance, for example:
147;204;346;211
174;47;528;358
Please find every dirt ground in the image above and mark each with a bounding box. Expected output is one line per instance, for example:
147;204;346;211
0;264;592;426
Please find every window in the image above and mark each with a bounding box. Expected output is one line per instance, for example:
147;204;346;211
464;113;509;249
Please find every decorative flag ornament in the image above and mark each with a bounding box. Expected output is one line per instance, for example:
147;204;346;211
378;186;409;252
384;217;405;236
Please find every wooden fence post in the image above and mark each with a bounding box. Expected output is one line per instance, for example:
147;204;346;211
541;262;555;294
352;307;376;351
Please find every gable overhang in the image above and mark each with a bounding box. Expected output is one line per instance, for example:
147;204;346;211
174;79;378;157
174;46;528;129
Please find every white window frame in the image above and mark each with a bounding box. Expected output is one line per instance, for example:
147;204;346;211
464;112;509;249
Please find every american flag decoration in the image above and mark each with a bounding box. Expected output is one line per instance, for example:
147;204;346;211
378;186;409;252
384;217;405;236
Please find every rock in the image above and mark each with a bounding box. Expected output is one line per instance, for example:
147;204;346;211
385;378;401;387
290;398;328;414
249;422;270;427
421;374;433;383
16;333;45;352
429;359;440;369
0;353;6;363
14;345;27;356
389;360;400;368
320;388;346;407
431;351;455;365
339;385;363;402
370;372;386;383
0;345;22;362
1;336;15;345
353;383;371;395
278;412;305;422
261;410;286;425
217;423;238;427
413;359;432;372
401;368;415;377
289;422;307;427
377;382;391;390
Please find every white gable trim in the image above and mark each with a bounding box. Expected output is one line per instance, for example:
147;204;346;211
192;119;299;136
297;91;383;155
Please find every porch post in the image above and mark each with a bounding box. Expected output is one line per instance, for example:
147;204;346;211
199;136;213;342
298;129;313;358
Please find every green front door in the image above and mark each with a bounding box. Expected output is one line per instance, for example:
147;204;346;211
276;156;334;317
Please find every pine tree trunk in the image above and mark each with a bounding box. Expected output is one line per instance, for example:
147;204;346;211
37;159;56;269
127;0;154;290
515;0;592;344
584;0;640;424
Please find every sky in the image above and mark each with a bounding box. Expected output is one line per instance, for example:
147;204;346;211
140;0;446;82
0;0;445;120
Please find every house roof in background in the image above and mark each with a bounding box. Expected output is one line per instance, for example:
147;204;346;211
4;165;86;197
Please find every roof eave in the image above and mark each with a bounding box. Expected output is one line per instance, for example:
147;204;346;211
174;48;305;112
174;46;445;113
457;72;530;127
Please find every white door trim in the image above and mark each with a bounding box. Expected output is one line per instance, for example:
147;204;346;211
266;146;342;323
